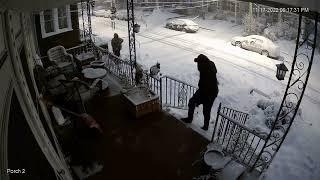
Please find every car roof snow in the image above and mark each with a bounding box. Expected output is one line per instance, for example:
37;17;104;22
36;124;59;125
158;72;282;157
170;19;198;26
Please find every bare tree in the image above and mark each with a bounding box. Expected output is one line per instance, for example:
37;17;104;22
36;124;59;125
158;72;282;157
242;13;256;35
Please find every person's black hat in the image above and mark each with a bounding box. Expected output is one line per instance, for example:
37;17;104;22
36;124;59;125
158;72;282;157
194;54;208;63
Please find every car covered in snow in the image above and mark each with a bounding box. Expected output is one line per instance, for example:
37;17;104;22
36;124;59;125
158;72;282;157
231;35;280;58
93;9;111;18
165;19;199;33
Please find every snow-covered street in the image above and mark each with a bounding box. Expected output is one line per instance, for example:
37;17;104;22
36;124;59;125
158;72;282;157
88;9;320;180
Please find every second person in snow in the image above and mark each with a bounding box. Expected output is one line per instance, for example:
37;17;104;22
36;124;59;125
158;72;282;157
111;33;123;57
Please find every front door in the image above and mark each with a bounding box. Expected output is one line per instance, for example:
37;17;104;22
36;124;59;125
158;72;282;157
3;10;73;180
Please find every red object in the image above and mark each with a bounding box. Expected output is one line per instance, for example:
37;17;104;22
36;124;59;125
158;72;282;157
80;113;103;134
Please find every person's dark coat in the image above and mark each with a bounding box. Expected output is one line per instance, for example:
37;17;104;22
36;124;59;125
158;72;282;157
195;54;219;101
111;34;123;52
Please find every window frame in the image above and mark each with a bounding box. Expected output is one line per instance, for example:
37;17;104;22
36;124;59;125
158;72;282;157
40;5;72;38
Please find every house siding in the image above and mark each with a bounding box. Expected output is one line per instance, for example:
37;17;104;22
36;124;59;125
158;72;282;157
35;4;81;57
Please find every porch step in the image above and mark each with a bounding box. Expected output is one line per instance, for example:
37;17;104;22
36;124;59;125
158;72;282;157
220;160;247;180
238;169;261;180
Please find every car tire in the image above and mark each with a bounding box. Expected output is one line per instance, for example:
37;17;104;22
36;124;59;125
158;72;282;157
261;50;269;57
235;41;242;47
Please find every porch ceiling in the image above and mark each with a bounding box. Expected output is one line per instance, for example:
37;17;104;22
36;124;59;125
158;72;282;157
0;0;319;13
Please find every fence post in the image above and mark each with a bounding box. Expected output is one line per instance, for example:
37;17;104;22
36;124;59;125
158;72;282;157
159;77;162;110
211;103;222;142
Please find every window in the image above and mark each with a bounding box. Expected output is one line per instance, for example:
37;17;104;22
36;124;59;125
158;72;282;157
43;10;54;33
40;5;72;38
58;6;68;29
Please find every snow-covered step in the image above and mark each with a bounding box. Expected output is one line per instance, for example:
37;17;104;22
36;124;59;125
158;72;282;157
220;160;247;180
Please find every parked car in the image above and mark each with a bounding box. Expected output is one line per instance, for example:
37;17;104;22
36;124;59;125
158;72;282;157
231;35;280;58
93;9;111;18
165;19;199;33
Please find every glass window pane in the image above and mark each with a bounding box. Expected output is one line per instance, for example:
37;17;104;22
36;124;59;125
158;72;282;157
43;10;53;21
58;17;68;29
58;6;68;29
43;9;54;33
58;7;67;18
45;21;54;33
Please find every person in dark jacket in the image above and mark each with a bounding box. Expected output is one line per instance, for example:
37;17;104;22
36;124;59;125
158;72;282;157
181;54;219;130
111;33;123;57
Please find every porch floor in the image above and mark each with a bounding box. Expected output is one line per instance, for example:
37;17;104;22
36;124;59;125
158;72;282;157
85;86;209;179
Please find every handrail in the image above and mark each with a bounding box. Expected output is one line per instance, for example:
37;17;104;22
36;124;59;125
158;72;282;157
65;43;87;51
219;111;267;140
95;45;130;64
162;75;197;89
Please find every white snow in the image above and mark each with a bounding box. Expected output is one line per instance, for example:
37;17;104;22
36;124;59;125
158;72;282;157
82;68;107;79
88;9;320;180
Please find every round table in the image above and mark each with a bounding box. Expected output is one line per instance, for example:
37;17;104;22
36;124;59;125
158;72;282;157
82;68;107;80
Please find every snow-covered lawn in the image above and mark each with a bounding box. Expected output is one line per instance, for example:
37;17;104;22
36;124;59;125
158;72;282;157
88;9;320;180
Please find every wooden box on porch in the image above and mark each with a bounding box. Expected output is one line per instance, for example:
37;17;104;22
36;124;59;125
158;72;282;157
121;86;160;118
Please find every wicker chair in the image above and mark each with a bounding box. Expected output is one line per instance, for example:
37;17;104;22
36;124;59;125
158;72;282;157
47;45;75;74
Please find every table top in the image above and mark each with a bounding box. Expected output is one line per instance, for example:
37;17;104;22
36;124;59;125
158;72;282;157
82;68;107;79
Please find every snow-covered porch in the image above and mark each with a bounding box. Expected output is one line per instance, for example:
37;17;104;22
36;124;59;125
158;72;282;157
85;87;209;180
57;44;261;180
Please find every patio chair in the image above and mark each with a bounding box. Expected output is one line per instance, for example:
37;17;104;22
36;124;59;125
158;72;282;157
47;45;75;74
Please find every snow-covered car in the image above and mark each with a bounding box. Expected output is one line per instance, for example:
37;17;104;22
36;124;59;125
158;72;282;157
165;19;199;33
231;35;280;58
93;9;111;18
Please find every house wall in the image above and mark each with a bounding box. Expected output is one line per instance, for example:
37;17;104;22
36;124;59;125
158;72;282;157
34;4;81;57
0;9;73;180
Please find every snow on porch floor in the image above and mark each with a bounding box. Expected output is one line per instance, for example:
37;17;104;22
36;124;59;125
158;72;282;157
86;93;209;180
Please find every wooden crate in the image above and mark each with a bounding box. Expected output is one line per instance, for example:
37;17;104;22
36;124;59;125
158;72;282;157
122;87;160;118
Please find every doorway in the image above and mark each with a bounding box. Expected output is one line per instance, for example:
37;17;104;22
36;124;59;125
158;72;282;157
7;92;57;180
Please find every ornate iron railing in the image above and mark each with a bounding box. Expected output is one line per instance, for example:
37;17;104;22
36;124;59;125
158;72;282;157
161;75;198;109
79;0;94;44
66;43;95;56
252;12;319;173
143;72;162;100
212;103;267;172
96;46;134;86
127;0;137;82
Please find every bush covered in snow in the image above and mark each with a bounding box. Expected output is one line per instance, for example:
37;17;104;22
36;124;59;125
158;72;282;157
263;20;298;41
211;10;228;21
241;14;297;41
256;99;302;129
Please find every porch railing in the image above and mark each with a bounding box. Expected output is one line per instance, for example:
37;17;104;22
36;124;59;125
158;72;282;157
212;103;268;173
66;43;98;57
161;75;197;109
96;46;134;86
139;73;198;109
144;72;162;102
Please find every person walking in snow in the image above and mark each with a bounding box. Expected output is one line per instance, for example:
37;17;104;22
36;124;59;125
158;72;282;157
181;54;219;130
111;33;123;57
149;62;160;78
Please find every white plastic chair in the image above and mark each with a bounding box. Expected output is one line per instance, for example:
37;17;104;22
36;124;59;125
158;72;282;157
47;45;75;73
